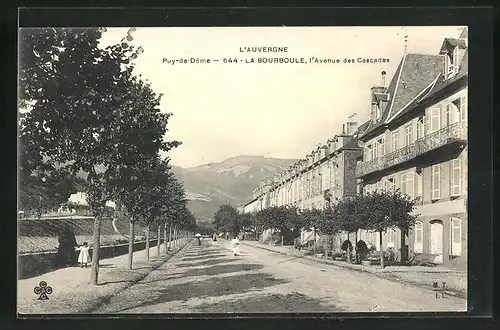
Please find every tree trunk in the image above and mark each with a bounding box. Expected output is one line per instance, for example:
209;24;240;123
169;226;172;250
354;230;358;263
145;225;150;261
331;235;335;259
313;227;316;258
324;236;328;258
157;225;161;256
379;231;385;269
163;223;167;253
90;215;101;285
346;232;351;263
400;227;407;262
128;221;135;270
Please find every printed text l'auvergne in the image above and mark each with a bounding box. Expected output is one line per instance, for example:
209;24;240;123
239;46;288;53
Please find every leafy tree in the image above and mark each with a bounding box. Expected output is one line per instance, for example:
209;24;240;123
298;208;324;254
238;212;257;239
256;206;303;244
19;28;178;284
196;222;216;235
354;190;418;267
165;180;190;248
112;157;177;268
316;205;342;236
213;204;240;238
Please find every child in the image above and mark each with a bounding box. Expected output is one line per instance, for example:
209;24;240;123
76;242;91;268
231;236;241;256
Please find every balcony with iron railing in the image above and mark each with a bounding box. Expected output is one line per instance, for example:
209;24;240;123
356;121;467;177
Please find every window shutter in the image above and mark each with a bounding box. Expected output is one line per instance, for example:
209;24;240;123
445;103;451;126
416;171;423;197
400;173;407;195
407;171;414;198
460;95;467;122
453;219;461;244
431;165;441;199
451;158;462;196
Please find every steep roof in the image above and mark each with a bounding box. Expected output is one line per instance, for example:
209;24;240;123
390;49;468;123
385;54;443;122
354;120;370;138
361;58;404;135
360;53;442;139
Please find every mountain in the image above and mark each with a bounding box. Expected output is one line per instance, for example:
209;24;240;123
172;156;297;221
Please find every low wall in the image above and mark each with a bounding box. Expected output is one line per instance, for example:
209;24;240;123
18;238;169;280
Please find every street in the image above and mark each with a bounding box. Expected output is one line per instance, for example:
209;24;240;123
96;239;466;313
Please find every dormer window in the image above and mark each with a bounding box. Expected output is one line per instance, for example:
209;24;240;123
447;46;459;79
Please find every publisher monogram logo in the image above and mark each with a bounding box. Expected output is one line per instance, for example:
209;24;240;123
34;281;52;300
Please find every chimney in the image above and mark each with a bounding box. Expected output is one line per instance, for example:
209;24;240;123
342;124;346;134
381;71;386;87
346;113;359;135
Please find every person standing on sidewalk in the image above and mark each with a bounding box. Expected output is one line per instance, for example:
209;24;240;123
76;242;91;268
57;228;78;267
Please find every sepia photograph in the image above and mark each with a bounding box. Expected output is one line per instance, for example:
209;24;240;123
18;24;468;315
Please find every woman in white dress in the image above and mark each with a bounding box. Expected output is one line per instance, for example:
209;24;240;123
76;242;91;268
231;236;241;256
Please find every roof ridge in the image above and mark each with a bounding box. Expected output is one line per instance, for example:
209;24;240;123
385;54;406;123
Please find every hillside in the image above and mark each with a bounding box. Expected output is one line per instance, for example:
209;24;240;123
173;156;297;221
48;156;296;223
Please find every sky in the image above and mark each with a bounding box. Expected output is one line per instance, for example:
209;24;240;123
99;26;465;168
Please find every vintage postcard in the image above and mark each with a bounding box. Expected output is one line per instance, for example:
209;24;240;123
18;25;468;314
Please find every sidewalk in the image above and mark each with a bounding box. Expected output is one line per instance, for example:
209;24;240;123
17;238;191;315
242;240;467;297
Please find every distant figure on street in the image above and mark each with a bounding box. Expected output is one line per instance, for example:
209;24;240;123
231;236;241;256
56;227;78;267
341;239;352;252
76;242;91;268
213;233;217;242
356;239;368;263
341;239;353;261
197;236;202;246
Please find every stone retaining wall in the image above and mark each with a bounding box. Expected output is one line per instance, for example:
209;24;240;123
18;238;167;279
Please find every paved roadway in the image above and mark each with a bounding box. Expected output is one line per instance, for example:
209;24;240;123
96;239;466;313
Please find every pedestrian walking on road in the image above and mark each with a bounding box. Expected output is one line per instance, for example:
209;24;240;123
76;242;91;268
231;236;241;256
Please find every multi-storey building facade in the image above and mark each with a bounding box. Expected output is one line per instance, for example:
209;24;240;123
356;28;468;266
244;114;362;214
